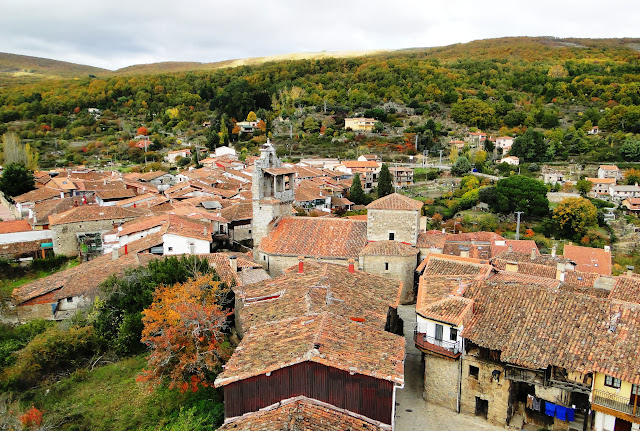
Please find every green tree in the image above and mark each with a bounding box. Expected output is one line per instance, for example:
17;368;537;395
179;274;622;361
450;99;495;129
377;164;394;197
303;116;320;133
0;162;35;198
205;129;220;151
451;156;471;176
576;179;593;197
219;115;229;145
552;197;598;238
621;139;640;161
510;129;549;162
349;173;366;205
492;175;549;216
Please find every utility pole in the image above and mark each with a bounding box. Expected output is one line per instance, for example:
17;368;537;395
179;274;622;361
515;211;524;240
415;134;418;152
323;98;327;113
289;124;293;139
439;149;444;167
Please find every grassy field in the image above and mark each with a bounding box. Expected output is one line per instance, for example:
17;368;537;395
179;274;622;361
0;258;79;297
20;355;223;431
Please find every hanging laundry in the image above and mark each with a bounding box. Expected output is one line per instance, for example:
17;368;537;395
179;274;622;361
566;408;575;422
532;397;542;412
556;405;567;421
545;402;556;417
526;394;534;409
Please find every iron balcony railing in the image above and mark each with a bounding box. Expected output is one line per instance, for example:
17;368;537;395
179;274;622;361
593;389;640;417
413;329;461;355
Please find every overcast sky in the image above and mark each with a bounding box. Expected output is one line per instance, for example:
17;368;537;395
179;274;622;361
1;0;638;70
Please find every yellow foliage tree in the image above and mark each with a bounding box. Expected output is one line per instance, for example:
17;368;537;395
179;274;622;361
246;111;257;122
552;197;597;237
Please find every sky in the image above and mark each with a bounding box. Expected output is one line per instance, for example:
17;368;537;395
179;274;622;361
1;0;638;70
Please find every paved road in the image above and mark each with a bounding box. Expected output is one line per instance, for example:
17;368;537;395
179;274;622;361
395;305;505;431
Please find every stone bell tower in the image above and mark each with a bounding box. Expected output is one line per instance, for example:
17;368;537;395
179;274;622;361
251;139;295;247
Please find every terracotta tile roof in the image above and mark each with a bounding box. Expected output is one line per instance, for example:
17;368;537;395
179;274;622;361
95;189;136;200
417;254;492;276
219;202;252;222
295;184;325;202
263;167;296;176
0;220;32;234
258;217;367;260
122;178;160;194
609;275;640;303
214;312;405;388
331;196;353;206
12;252;157;305
48;205;142;226
419;296;474;326
360;240;419;257
442;243;492;260
197;253;267;288
416;231;448;249
340;161;380;169
563;244;612;276
490;240;539;257
218;397;388;431
366;193;423;211
138;170;171;181
74;179;127;192
462;274;640;384
445;231;505;243
347;214;367;221
599;165;619;170
585;177;615;184
237;262;401;333
115;193;166;208
12;187;60;204
48;177;77;190
30;197;90;226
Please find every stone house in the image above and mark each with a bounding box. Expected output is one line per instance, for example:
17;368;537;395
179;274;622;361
366;193;423;245
597;165;621;180
48;205;141;256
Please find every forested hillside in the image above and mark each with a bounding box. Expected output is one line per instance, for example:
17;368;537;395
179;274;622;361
1;36;639;167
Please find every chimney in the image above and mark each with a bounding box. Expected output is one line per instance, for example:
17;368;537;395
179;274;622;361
348;258;355;273
508;244;513;252
229;255;237;272
604;245;611;253
556;262;566;281
133;203;136;208
204;226;207;236
627;265;635;276
551;244;557;257
124;244;128;255
531;248;536;260
298;256;304;274
112;249;119;260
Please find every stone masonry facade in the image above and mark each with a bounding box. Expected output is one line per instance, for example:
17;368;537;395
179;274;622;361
367;208;419;245
423;354;461;412
51;218;135;256
460;356;511;427
360;254;417;303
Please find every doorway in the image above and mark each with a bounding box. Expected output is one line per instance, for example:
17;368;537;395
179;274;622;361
475;397;489;419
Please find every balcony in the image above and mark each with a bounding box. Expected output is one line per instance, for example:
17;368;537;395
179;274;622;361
505;366;547;386
414;330;461;359
593;389;640;418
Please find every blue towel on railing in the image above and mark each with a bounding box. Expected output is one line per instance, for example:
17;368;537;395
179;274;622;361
567;408;575;422
556;405;567;421
545;402;556;417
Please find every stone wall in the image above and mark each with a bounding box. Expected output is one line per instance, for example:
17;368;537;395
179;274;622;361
51;217;135;256
257;252;348;276
16;303;54;321
424;354;460;411
251;201;292;247
360;254;417;303
460;356;511;427
367;209;419;245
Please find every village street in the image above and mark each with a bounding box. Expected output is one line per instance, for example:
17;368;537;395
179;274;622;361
395;305;505;431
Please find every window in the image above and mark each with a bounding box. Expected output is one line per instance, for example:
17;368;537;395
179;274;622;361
632;384;639;395
604;375;621;388
168;247;173;252
388;232;395;240
66;297;73;303
469;365;479;379
384;262;389;271
435;324;443;341
450;328;458;341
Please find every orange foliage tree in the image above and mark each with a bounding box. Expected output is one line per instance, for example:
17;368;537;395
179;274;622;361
137;126;149;136
137;274;232;393
20;406;43;428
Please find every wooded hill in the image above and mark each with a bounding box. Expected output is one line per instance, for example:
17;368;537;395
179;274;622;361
1;36;640;166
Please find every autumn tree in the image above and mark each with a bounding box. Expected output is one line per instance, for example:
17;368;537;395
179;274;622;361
624;168;640;185
246;111;257;122
450;99;495;129
552;197;598;238
377;164;394;198
138;273;232;393
137;126;149;136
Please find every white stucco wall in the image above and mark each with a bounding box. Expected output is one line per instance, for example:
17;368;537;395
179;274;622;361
416;315;463;351
162;234;210;255
0;230;52;244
